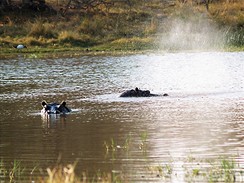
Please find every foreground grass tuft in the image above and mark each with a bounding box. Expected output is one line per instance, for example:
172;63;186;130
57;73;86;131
0;154;243;183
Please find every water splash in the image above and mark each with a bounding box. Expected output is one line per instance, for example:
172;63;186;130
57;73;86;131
159;15;226;51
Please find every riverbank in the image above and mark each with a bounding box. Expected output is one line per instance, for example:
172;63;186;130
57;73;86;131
1;44;244;60
0;0;243;59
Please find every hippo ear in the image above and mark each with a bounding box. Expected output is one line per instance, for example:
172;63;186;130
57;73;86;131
42;101;47;106
60;101;66;106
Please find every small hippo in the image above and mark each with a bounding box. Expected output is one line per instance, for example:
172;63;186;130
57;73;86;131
120;87;168;97
41;101;71;114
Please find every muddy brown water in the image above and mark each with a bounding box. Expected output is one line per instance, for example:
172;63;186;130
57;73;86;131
0;52;243;182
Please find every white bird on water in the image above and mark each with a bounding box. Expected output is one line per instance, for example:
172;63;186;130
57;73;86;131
14;44;27;49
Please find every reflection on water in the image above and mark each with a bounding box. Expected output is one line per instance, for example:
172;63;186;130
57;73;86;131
0;52;243;182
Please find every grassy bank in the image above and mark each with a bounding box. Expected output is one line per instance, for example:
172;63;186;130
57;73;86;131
0;0;244;58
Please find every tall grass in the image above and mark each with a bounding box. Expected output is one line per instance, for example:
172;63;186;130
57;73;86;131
225;27;244;46
59;31;95;47
26;19;57;38
0;160;26;182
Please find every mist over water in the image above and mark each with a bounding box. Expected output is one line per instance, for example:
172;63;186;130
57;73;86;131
159;15;226;50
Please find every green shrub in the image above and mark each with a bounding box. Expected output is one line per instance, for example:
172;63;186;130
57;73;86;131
225;27;244;46
96;37;155;51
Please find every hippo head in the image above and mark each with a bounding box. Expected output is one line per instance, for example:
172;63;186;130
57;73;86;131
41;101;71;114
142;90;151;97
120;88;159;97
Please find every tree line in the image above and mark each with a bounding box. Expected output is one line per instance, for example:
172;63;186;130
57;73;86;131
0;0;134;12
0;0;239;13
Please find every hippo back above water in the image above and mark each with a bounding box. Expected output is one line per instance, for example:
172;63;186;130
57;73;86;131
120;87;168;97
41;101;71;114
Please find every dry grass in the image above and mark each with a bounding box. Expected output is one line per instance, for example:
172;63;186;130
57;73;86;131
40;163;124;183
211;2;244;26
45;163;78;183
199;1;244;26
94;37;156;51
26;19;57;38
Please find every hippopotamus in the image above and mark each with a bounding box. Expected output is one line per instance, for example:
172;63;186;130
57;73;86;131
120;87;168;97
41;101;71;114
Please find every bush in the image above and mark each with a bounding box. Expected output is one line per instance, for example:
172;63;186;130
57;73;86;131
58;31;95;47
78;15;109;36
27;20;57;39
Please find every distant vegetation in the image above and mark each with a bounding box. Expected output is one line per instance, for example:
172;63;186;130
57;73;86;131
0;0;243;54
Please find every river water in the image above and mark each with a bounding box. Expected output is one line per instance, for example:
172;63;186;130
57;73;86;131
0;52;243;182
